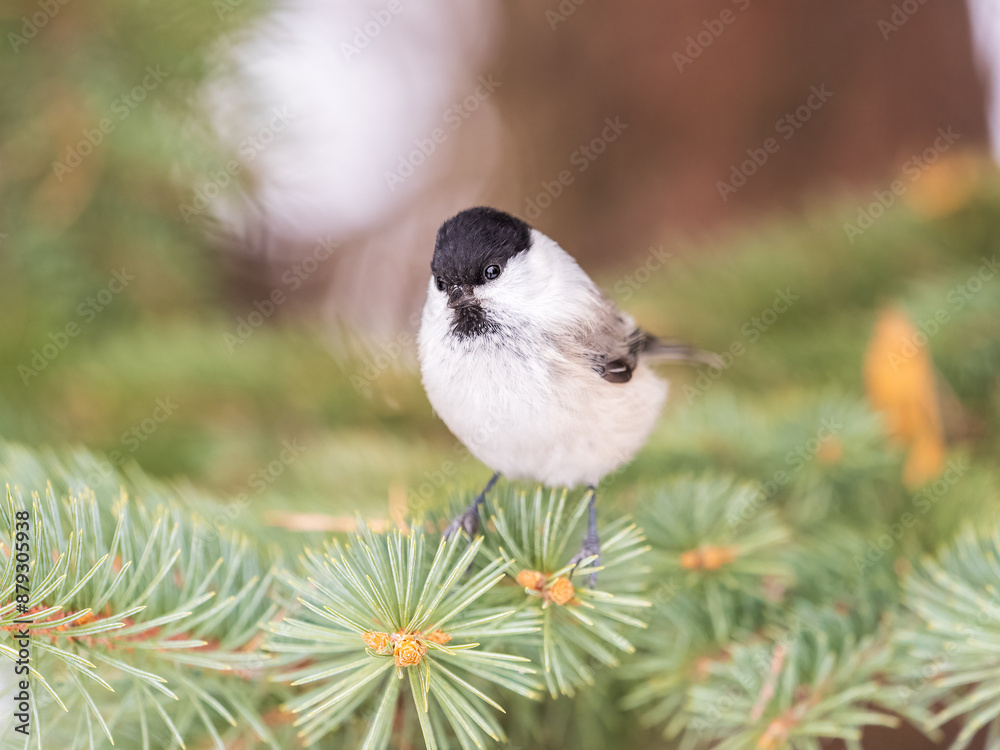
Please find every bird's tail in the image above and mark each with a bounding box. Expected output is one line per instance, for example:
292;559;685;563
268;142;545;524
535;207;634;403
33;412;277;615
642;336;723;368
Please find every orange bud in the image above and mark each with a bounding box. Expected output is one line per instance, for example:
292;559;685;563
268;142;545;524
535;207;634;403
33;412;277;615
362;630;391;652
815;437;843;465
547;576;575;606
680;549;701;570
693;656;714;681
681;545;736;571
757;717;790;750
423;630;452;645
516;569;546;590
394;636;427;667
702;545;736;570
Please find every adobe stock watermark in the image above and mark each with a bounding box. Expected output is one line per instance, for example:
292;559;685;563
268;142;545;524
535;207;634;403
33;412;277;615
885;256;999;372
683;288;799;402
76;397;180;490
854;457;970;572
351;311;422;398
408;410;508;516
384;75;501;192
179;107;295;222
545;0;587;31
842;127;960;243
349;301;456;397
51;66;170;181
649;576;683;605
727;417;842;529
717;84;833;201
877;0;932;41
223;235;340;352
689;674;756;736
215;0;261;21
341;0;407;62
612;245;673;302
214;0;242;19
8;0;73;52
672;0;752;72
209;439;307;533
523;116;628;219
18;268;134;384
891;655;946;704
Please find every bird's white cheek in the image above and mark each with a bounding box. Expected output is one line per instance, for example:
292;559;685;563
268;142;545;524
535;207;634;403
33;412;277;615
475;270;537;315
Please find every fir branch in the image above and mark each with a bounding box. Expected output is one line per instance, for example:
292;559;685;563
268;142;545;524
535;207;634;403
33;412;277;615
0;444;283;750
897;525;1000;750
637;476;794;627
686;610;901;750
622;590;771;748
269;522;541;748
474;488;652;698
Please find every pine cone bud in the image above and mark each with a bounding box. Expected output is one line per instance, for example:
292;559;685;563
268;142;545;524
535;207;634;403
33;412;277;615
547;576;575;605
680;545;736;571
702;545;736;570
679;549;701;569
424;630;452;645
362;630;391;653
394;636;427;667
516;569;547;590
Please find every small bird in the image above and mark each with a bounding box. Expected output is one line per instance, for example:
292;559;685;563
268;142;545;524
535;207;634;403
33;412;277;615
418;207;712;585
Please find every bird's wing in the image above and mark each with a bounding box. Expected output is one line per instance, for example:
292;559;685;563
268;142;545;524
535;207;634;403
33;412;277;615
564;296;647;384
569;295;720;384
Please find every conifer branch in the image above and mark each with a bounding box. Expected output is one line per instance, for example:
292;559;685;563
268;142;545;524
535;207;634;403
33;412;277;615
475;488;652;698
0;446;283;749
268;522;541;748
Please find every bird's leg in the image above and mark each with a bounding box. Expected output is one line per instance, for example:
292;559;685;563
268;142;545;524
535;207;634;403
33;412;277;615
444;472;501;539
569;486;600;588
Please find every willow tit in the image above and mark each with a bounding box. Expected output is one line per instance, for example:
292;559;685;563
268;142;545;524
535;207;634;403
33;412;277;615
418;207;712;585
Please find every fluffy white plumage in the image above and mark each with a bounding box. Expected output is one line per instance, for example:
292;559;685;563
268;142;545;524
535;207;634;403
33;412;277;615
417;228;668;487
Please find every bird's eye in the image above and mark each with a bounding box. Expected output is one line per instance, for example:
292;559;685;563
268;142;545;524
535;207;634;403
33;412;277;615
484;264;501;281
435;277;445;291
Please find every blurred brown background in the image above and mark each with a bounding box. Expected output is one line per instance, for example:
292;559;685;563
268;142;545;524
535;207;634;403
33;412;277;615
495;0;988;263
218;0;991;339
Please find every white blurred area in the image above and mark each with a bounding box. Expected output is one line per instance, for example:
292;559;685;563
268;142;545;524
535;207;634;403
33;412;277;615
207;0;506;337
968;0;1000;161
0;665;12;736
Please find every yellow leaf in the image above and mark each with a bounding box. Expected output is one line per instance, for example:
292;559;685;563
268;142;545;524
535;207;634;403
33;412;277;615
864;307;944;488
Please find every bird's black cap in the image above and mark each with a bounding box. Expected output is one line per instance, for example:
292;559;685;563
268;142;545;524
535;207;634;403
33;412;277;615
431;207;532;287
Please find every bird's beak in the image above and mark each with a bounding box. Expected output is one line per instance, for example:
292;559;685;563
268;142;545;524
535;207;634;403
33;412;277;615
447;284;476;309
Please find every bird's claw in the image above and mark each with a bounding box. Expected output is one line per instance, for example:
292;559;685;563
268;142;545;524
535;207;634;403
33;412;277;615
444;504;481;540
569;539;601;589
444;472;500;540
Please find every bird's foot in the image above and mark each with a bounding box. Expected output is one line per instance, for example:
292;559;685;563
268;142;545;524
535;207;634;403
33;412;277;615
569;486;600;588
444;502;482;539
443;472;501;540
569;537;601;589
